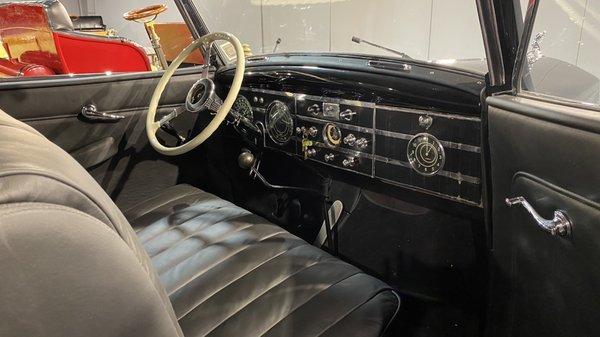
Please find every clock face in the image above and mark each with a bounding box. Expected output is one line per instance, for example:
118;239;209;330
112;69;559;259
407;133;446;176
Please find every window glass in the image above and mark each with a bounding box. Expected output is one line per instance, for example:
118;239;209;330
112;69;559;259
0;0;200;80
521;0;600;106
193;0;488;74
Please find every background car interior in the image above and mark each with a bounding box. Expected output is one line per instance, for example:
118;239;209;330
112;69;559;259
0;1;599;337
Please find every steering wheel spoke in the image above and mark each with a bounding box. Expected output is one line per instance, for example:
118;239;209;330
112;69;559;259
158;105;186;127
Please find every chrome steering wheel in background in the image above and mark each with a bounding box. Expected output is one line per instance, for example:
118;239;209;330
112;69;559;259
146;32;245;156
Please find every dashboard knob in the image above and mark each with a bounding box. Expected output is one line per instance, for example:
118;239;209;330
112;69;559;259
343;133;357;146
296;126;306;135
324;153;335;162
238;150;255;170
308;104;321;116
355;138;369;149
339;109;357;122
308;126;318;137
342;156;359;168
306;148;317;158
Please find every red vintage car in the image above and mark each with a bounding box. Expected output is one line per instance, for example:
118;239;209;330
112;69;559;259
0;0;201;77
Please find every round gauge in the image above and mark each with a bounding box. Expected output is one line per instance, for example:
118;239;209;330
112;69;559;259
266;100;294;145
232;95;254;121
323;123;342;148
407;133;446;176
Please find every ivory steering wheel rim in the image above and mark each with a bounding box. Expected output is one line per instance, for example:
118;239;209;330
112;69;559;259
146;32;245;156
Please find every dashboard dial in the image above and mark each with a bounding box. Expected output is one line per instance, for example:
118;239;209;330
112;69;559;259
407;133;445;176
232;95;253;121
323;123;342;148
266;100;294;145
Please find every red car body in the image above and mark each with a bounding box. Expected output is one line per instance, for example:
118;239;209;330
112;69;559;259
0;0;151;78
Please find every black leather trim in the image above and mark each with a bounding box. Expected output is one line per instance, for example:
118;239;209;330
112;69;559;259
487;95;600;133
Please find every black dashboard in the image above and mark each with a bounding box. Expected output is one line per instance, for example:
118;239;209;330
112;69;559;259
218;54;486;207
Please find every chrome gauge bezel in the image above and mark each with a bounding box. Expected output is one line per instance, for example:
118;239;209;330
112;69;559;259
322;123;342;148
265;100;294;145
407;133;446;176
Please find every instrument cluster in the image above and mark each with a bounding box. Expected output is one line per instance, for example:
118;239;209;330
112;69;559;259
230;88;482;206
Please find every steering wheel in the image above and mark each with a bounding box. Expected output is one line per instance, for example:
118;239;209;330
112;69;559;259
146;32;245;156
123;4;167;21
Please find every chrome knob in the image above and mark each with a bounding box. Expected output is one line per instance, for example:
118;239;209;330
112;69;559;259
343;134;357;146
296;126;306;135
308;104;321;116
342;157;358;168
339;109;357;122
306;148;317;158
355;138;369;149
308;126;318;137
324;153;335;162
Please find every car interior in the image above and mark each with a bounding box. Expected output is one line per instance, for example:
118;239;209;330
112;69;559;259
0;1;599;337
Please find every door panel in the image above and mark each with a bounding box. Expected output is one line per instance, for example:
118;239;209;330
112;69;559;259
0;70;202;208
487;95;600;337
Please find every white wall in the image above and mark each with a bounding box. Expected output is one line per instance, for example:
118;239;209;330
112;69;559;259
192;0;486;61
2;0;599;85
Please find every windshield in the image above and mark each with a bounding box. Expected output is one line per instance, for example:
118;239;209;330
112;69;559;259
193;0;487;73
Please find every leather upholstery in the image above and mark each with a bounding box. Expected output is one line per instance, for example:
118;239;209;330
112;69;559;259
126;185;401;337
0;203;181;337
0;109;399;336
0;109;183;337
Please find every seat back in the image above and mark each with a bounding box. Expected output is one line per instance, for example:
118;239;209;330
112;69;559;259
0;109;183;337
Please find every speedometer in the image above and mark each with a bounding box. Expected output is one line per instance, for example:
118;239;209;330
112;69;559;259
266;100;294;145
233;95;253;121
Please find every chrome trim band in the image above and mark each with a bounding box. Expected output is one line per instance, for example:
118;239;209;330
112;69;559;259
374;129;481;153
372;155;481;185
296;115;373;133
295;93;376;108
377;177;482;207
241;87;376;108
241;87;294;97
376;105;482;122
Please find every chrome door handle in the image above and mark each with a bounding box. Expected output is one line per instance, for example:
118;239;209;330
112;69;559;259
81;104;124;122
506;196;573;238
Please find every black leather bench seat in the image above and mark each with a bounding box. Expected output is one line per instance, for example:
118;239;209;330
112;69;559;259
125;185;400;337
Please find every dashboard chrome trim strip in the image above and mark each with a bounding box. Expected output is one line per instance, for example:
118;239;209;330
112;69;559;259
241;87;375;107
296;115;372;133
376;105;482;122
374;129;482;153
377;178;482;207
295;93;376;108
372;155;481;185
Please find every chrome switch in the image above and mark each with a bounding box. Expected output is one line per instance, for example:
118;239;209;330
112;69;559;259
343;134;357;146
339;109;357;122
342;156;359;168
355;138;369;149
